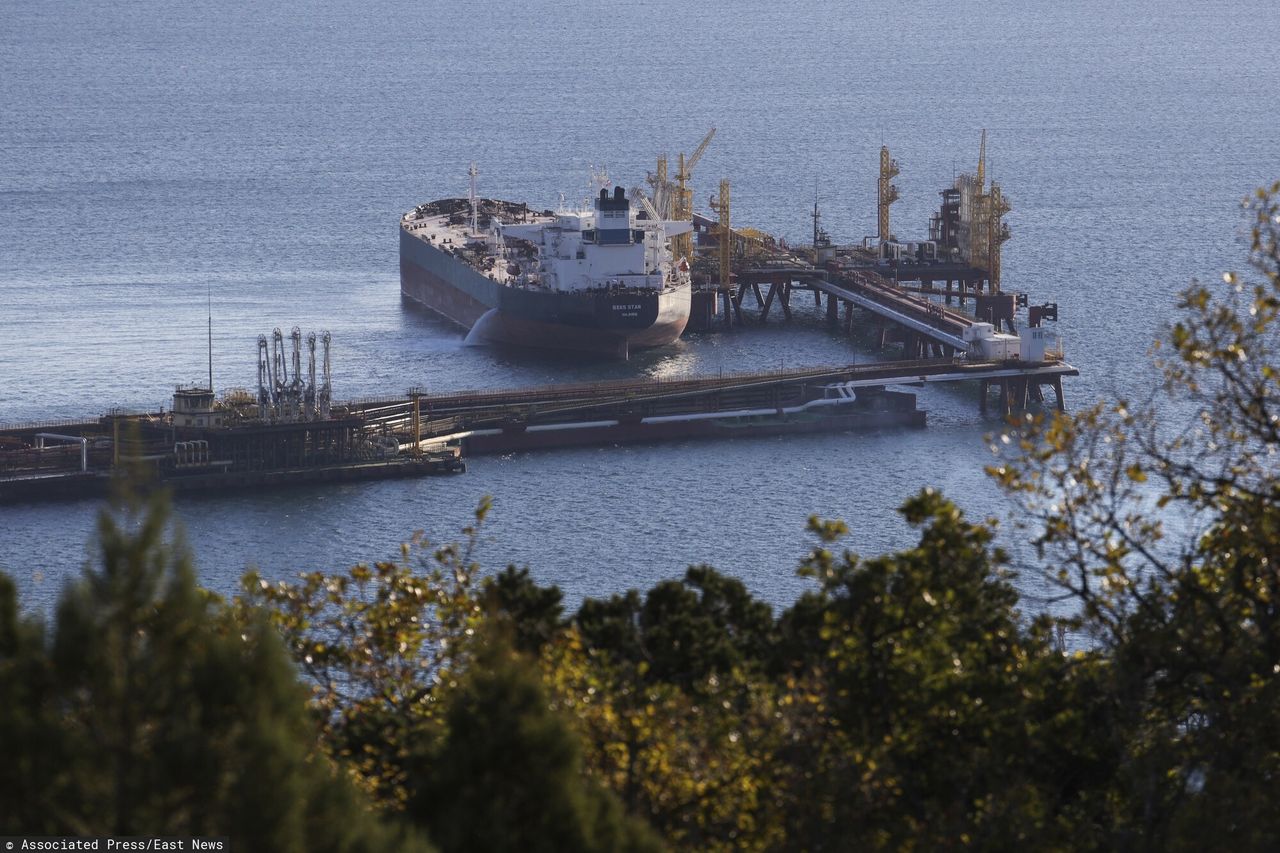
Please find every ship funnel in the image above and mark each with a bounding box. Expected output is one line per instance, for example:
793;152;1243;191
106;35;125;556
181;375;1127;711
595;183;633;244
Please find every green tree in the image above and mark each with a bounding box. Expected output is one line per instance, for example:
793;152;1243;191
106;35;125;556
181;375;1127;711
992;181;1280;849
0;484;426;851
542;627;785;851
0;575;68;833
776;492;1087;850
482;564;565;655
576;566;775;690
407;631;661;853
239;499;491;810
563;568;787;848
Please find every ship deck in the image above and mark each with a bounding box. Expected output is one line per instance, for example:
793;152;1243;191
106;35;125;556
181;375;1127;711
402;197;556;288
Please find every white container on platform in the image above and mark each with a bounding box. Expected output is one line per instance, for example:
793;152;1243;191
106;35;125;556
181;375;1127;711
963;322;995;343
1019;328;1062;362
980;334;1021;361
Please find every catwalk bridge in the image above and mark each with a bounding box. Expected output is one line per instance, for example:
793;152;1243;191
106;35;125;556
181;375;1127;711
346;356;1078;454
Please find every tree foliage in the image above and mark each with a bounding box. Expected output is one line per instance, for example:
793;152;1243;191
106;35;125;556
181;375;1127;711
237;499;491;809
991;181;1280;848
407;630;661;853
0;485;426;852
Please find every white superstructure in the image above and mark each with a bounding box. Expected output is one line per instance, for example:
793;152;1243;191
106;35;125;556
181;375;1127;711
496;186;693;293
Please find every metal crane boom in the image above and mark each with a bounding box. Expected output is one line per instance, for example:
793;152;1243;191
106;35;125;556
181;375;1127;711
976;128;987;192
630;187;665;226
684;127;716;177
671;127;717;261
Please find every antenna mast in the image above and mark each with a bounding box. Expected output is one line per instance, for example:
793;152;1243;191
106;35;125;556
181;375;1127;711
207;283;213;392
468;161;480;235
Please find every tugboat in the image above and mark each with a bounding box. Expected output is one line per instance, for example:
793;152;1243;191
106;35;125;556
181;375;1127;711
400;169;693;359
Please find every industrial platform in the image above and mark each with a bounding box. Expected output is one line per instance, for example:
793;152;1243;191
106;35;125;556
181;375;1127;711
0;134;1079;504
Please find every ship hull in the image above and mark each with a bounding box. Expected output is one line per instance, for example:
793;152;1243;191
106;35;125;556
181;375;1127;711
400;225;689;358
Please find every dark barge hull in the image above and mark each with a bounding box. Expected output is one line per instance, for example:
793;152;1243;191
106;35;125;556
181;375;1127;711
400;225;689;358
0;456;464;505
461;400;926;456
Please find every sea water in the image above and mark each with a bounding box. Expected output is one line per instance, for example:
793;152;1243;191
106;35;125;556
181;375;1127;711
2;0;1278;612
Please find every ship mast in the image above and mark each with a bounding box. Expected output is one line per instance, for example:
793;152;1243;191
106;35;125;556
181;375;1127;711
206;282;213;392
468;161;480;235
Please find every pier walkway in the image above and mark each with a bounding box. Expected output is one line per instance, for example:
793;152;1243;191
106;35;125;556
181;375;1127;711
340;357;1079;449
726;263;979;355
0;357;1076;503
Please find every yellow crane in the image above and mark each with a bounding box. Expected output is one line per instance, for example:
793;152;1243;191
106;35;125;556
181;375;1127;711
671;128;716;261
647;155;670;218
968;129;989;270
708;179;731;290
877;145;900;244
987;182;1012;292
976;129;986;193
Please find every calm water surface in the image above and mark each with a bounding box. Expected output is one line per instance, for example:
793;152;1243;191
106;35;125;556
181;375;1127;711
3;0;1278;612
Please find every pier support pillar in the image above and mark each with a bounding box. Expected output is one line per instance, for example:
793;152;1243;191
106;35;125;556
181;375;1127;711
760;282;777;322
826;291;839;326
410;393;422;458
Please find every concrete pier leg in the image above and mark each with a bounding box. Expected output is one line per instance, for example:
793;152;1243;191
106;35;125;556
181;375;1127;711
827;292;839;326
979;380;988;415
1053;377;1066;411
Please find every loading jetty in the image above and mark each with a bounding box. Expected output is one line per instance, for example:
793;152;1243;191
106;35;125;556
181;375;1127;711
0;135;1080;504
0;353;1076;505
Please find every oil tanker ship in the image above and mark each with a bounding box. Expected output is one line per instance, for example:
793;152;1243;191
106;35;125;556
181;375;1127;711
400;177;693;359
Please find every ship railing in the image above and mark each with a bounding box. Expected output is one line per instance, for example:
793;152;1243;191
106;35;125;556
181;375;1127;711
0;416;107;433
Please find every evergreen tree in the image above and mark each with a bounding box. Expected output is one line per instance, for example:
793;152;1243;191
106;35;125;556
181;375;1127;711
0;484;428;852
575;566;774;689
0;575;70;834
407;633;661;853
482;565;565;655
777;492;1081;850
